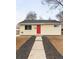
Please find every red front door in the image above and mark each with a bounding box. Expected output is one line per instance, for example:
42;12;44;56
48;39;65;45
37;25;41;34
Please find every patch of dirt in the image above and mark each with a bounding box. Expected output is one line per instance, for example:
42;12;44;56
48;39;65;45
16;35;31;50
46;35;63;55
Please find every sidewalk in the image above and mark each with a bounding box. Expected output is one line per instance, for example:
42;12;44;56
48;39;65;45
28;36;46;59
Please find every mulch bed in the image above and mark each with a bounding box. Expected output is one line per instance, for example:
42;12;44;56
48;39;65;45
16;36;36;59
42;36;63;59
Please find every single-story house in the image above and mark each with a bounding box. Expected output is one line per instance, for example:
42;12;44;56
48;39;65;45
19;20;61;35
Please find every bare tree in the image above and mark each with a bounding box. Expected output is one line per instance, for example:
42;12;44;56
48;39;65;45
42;0;63;9
25;11;37;20
42;0;63;20
56;11;63;21
56;11;63;33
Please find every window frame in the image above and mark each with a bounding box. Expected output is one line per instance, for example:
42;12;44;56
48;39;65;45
54;24;59;27
25;25;32;30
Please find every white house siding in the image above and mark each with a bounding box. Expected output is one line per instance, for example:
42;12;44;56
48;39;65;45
20;24;61;35
41;24;61;35
20;24;37;35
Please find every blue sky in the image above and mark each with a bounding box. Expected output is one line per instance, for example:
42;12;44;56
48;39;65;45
16;0;60;24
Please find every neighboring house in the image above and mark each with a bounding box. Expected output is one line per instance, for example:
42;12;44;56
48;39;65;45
19;20;61;35
16;24;20;35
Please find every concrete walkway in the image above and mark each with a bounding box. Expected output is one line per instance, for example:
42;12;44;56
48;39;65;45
28;36;46;59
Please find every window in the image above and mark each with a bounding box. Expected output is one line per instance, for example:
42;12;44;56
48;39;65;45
25;25;32;30
54;25;58;27
54;24;59;27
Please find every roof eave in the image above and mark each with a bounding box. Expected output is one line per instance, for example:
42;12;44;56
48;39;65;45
20;22;61;25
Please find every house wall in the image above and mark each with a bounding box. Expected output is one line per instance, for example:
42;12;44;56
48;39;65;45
19;24;61;35
41;24;61;35
20;24;36;35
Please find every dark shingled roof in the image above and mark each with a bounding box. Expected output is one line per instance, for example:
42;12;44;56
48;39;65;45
20;20;60;24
